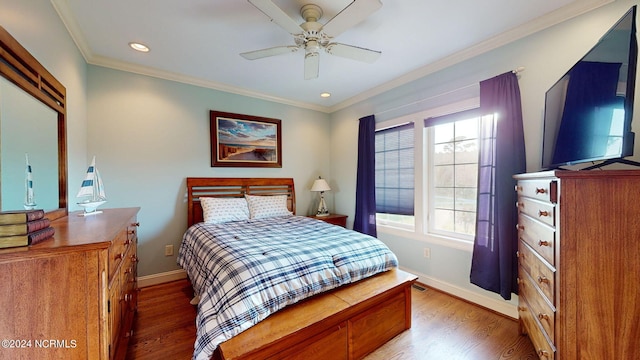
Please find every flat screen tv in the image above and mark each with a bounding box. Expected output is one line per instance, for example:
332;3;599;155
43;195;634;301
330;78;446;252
541;6;638;170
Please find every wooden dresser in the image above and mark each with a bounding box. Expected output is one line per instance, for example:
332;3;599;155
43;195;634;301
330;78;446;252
514;170;640;359
0;207;140;360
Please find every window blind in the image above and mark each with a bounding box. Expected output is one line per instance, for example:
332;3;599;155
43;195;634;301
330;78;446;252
423;107;481;127
375;122;414;215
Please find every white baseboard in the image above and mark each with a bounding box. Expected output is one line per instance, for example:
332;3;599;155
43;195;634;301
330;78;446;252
138;269;187;288
400;266;519;319
138;267;518;319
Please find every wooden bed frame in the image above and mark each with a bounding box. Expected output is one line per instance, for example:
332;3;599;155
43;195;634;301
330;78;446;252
185;177;417;360
187;177;296;226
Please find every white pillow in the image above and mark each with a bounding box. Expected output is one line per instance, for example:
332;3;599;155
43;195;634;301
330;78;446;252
201;197;250;224
245;194;292;219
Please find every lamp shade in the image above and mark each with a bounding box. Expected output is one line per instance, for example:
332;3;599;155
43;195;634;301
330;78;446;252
310;178;331;192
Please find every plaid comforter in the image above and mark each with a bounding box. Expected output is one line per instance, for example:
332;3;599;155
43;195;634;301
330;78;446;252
177;215;398;360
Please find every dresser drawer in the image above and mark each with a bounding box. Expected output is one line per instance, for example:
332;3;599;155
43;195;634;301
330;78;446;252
126;221;138;244
518;294;555;360
122;245;138;313
516;197;555;228
517;214;555;266
519;267;555;342
108;218;137;282
518;241;555;303
516;179;557;203
108;228;128;280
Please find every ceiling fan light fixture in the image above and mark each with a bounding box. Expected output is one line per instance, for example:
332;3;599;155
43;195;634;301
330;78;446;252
245;0;383;79
304;52;319;80
129;42;150;52
305;39;321;53
320;92;331;98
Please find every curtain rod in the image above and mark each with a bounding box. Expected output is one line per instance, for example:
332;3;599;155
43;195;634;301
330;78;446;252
374;67;525;117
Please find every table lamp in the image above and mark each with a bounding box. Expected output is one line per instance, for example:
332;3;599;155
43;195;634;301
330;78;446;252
310;177;331;216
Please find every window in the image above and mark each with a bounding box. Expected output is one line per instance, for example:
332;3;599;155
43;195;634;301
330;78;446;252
375;123;415;228
374;101;481;244
426;112;480;238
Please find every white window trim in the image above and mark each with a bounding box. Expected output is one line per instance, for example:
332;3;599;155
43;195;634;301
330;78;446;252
424;117;479;243
375;97;480;250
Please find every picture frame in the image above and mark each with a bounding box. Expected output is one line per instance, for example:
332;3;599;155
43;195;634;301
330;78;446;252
210;110;282;168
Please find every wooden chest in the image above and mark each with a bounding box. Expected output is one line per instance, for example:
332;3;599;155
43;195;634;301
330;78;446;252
514;171;640;359
0;208;140;359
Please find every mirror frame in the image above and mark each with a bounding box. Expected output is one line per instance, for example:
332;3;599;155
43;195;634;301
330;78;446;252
0;25;67;220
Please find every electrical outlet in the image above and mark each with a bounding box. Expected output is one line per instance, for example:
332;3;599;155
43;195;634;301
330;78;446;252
165;245;174;256
423;247;431;258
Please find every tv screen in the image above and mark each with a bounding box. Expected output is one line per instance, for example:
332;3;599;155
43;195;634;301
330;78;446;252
542;6;638;170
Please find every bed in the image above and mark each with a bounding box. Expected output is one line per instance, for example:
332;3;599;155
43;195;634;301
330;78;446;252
178;177;417;360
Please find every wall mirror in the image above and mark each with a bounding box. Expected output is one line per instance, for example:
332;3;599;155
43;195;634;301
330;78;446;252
0;25;67;220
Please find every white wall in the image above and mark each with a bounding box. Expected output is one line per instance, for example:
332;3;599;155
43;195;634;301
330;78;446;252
330;0;640;314
86;66;332;276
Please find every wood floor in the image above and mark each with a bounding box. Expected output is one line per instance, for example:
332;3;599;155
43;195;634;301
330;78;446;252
126;279;538;360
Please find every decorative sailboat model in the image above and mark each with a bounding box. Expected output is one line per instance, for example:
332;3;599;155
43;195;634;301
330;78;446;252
24;153;37;210
77;156;107;216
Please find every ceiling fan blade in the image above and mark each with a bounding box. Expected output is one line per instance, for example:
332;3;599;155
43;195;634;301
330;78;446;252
248;0;303;35
304;52;319;80
325;43;381;63
321;0;382;37
240;46;299;60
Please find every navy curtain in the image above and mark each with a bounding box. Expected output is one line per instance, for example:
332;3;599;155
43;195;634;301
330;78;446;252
470;72;526;300
353;115;377;237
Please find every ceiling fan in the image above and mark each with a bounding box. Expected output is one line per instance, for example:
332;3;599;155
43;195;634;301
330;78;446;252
241;0;383;80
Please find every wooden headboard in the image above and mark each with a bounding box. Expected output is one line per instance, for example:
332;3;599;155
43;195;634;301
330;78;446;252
186;177;296;227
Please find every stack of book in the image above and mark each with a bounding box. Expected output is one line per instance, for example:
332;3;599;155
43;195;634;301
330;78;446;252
0;209;55;249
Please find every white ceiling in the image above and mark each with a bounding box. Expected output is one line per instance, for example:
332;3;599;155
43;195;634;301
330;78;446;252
51;0;611;112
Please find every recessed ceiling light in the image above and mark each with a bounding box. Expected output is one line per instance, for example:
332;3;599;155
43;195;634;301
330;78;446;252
129;42;150;52
320;92;331;98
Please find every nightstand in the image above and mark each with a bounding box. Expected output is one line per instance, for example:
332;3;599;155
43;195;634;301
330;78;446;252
307;214;348;228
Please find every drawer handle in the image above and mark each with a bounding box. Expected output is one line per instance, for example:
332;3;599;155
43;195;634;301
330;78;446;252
125;329;134;338
538;313;550;321
124;239;131;245
538;240;550;247
515;185;523;192
518;306;527;312
124;293;132;302
128;230;135;235
538;349;550;358
132;222;140;227
537;276;550;284
516;277;523;285
130;255;139;263
114;253;123;261
516;251;521;258
516;201;524;208
516;224;524;231
538;210;550;217
535;187;547;194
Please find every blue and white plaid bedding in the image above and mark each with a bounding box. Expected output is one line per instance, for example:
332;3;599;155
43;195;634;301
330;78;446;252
177;215;398;360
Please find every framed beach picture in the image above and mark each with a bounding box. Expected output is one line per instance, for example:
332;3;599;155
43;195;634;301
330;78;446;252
210;110;282;168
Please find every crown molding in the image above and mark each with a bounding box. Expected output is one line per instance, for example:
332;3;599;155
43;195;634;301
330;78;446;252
88;54;331;112
328;0;614;113
52;0;613;115
50;0;331;113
